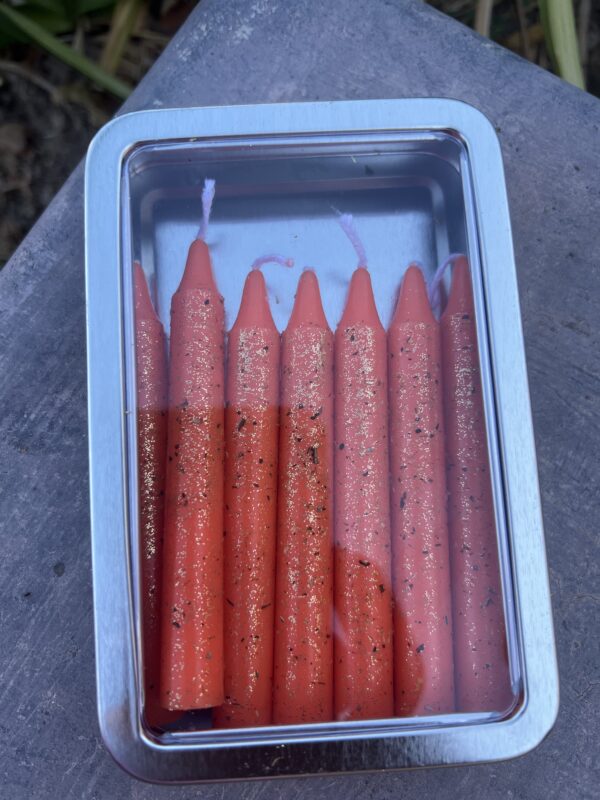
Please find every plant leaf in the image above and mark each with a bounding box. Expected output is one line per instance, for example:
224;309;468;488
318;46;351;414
539;0;585;89
0;2;132;98
99;0;141;74
0;6;72;46
13;0;69;13
76;0;117;13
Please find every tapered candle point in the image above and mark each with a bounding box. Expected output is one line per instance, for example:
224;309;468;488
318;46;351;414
288;270;328;328
133;261;159;322
178;239;217;292
232;269;276;330
443;255;473;318
339;267;382;328
392;265;435;325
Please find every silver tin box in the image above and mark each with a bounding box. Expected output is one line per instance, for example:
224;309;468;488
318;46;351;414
85;99;558;782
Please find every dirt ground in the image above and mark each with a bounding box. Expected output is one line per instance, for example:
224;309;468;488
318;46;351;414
0;0;599;267
0;56;118;264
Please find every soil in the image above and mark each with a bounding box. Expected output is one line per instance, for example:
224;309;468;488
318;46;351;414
0;54;117;264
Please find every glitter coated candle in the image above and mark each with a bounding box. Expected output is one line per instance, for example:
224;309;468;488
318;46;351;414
214;270;280;728
388;265;454;716
134;262;173;727
334;267;394;721
273;270;334;724
441;256;511;713
160;239;225;711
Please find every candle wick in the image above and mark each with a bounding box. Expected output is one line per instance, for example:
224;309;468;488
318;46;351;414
251;254;295;271
335;210;368;269
197;178;216;241
428;253;465;318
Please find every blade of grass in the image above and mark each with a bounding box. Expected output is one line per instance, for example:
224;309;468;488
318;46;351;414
21;0;70;14
99;0;142;74
0;6;73;46
539;0;585;89
474;0;494;37
0;2;131;98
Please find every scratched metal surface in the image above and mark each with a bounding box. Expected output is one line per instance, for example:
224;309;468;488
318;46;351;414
0;0;598;797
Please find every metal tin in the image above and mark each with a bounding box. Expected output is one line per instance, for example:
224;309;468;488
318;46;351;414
85;99;558;782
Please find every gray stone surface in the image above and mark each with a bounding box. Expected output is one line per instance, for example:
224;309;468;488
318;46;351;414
0;0;598;797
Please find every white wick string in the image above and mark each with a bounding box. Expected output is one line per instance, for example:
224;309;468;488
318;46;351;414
335;211;368;268
197;178;216;241
251;254;295;271
428;252;465;318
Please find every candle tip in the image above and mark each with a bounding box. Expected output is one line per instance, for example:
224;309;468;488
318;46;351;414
287;269;328;329
339;266;382;328
133;260;160;323
178;239;218;292
443;255;473;319
392;264;435;325
231;269;276;330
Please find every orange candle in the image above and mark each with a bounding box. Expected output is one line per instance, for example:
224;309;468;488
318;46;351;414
214;270;280;728
441;256;511;713
133;262;173;727
160;239;225;711
388;265;454;716
334;267;394;721
273;270;334;724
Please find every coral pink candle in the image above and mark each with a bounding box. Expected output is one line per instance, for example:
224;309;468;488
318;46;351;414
388;265;454;716
334;267;394;721
441;256;511;713
273;270;334;724
160;239;225;711
134;262;173;727
214;270;280;728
